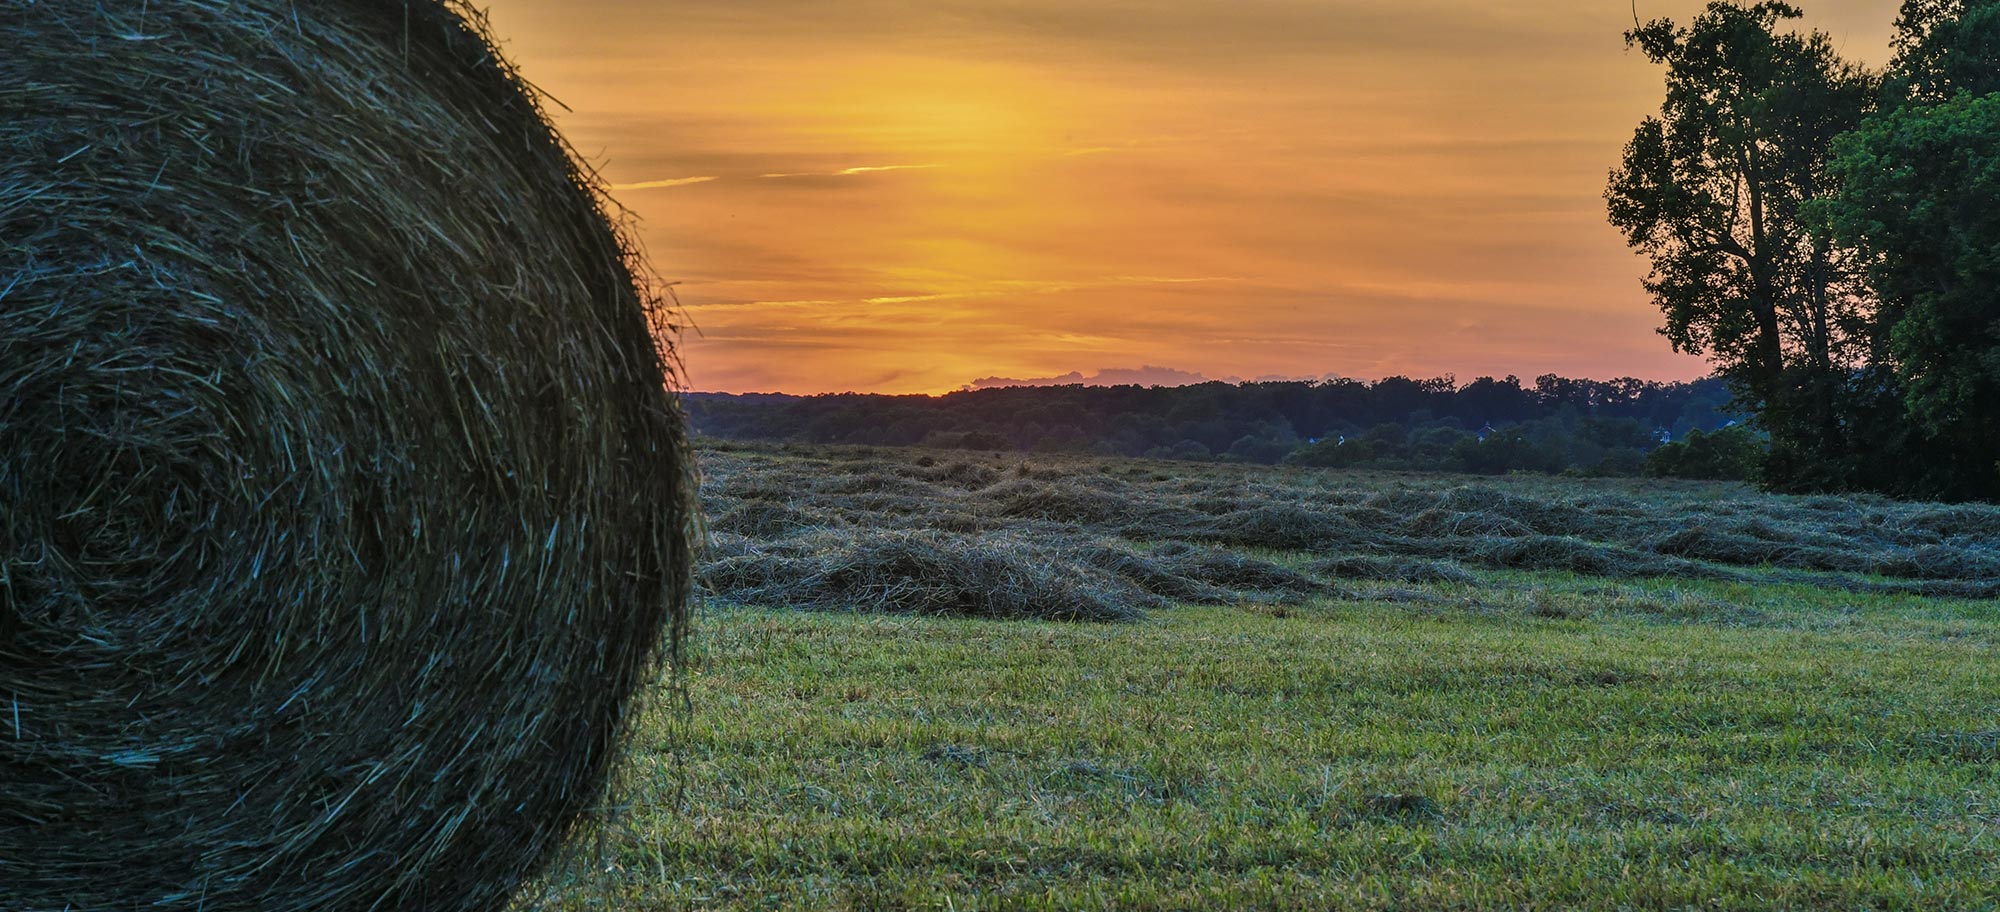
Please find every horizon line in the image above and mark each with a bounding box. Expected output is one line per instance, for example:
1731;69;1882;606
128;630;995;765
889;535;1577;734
681;371;1724;398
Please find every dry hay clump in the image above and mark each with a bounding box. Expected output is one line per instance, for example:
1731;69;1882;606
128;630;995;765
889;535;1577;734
1896;504;2000;540
698;530;1331;619
1435;486;1613;537
979;478;1214;536
702;530;1147;621
1;3;693;911
1079;545;1233;605
1194;504;1372;552
1460;536;1725;580
910;459;1006;489
814;469;937;497
707;500;833;539
1400;507;1536;539
1143;542;1328;596
981;477;1143;525
1888;544;2000;580
1079;542;1327;603
1642;526;1821;569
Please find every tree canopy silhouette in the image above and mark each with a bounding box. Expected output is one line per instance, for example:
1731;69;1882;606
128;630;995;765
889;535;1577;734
1817;0;2000;499
1607;1;1876;490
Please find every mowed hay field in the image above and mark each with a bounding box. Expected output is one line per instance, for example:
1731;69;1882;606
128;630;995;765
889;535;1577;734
531;442;2000;910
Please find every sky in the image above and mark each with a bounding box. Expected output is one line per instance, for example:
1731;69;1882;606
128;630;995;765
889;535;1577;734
478;0;1902;394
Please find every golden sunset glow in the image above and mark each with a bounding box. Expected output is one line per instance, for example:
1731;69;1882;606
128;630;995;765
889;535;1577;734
479;0;1900;394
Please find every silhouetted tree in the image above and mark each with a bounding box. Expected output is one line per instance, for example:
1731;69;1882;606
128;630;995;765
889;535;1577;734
1607;1;1876;489
1818;0;2000;499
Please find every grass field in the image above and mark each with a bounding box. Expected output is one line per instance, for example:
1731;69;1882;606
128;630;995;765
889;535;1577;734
529;443;2000;910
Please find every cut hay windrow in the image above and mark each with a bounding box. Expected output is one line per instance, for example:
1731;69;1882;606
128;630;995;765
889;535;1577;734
702;530;1150;621
1;3;694;910
1144;542;1329;596
690;445;2000;630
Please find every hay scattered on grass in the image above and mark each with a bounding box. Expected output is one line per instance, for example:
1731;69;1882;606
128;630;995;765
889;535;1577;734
694;444;2000;621
1899;506;2000;539
816;471;937;497
1803;575;2000;601
1146;542;1328;596
709;501;830;539
701;528;1345;618
1080;545;1234;605
1196;504;1370;552
2;2;693;909
1436;486;1610;537
1644;527;1807;567
913;460;1005;489
1401;508;1536;539
984;479;1142;525
703;530;1148;621
1876;544;2000;581
1462;536;1726;580
1313;555;1479;585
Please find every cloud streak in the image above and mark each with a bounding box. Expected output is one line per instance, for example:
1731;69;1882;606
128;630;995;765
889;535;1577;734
609;175;718;190
680;276;1249;311
760;164;941;178
965;365;1215;390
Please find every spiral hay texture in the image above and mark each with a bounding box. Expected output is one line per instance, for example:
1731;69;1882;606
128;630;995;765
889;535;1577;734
0;2;694;909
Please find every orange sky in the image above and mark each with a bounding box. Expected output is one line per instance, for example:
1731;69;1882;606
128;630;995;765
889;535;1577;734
479;0;1901;394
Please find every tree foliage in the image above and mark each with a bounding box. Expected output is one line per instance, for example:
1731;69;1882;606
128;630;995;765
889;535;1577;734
1644;426;1767;481
1610;0;2000;500
1888;0;2000;101
1606;2;1877;490
1815;2;2000;499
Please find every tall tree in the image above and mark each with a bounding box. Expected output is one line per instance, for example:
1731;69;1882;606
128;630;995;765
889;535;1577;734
1817;1;2000;499
1606;2;1876;488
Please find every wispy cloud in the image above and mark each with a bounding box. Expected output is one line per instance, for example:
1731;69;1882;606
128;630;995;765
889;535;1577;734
760;164;941;179
965;365;1215;390
609;176;719;191
862;293;961;305
684;276;1249;311
845;276;1241;307
838;164;940;174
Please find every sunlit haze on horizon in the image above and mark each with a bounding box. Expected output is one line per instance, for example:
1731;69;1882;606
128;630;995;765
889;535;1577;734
479;0;1900;394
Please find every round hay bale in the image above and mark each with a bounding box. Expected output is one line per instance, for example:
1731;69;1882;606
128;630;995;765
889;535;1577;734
1;3;694;910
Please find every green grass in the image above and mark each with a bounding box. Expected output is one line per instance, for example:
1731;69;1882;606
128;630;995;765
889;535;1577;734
531;574;2000;910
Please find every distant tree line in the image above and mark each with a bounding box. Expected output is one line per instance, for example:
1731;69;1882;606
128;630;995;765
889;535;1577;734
1609;0;2000;500
687;375;1756;478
